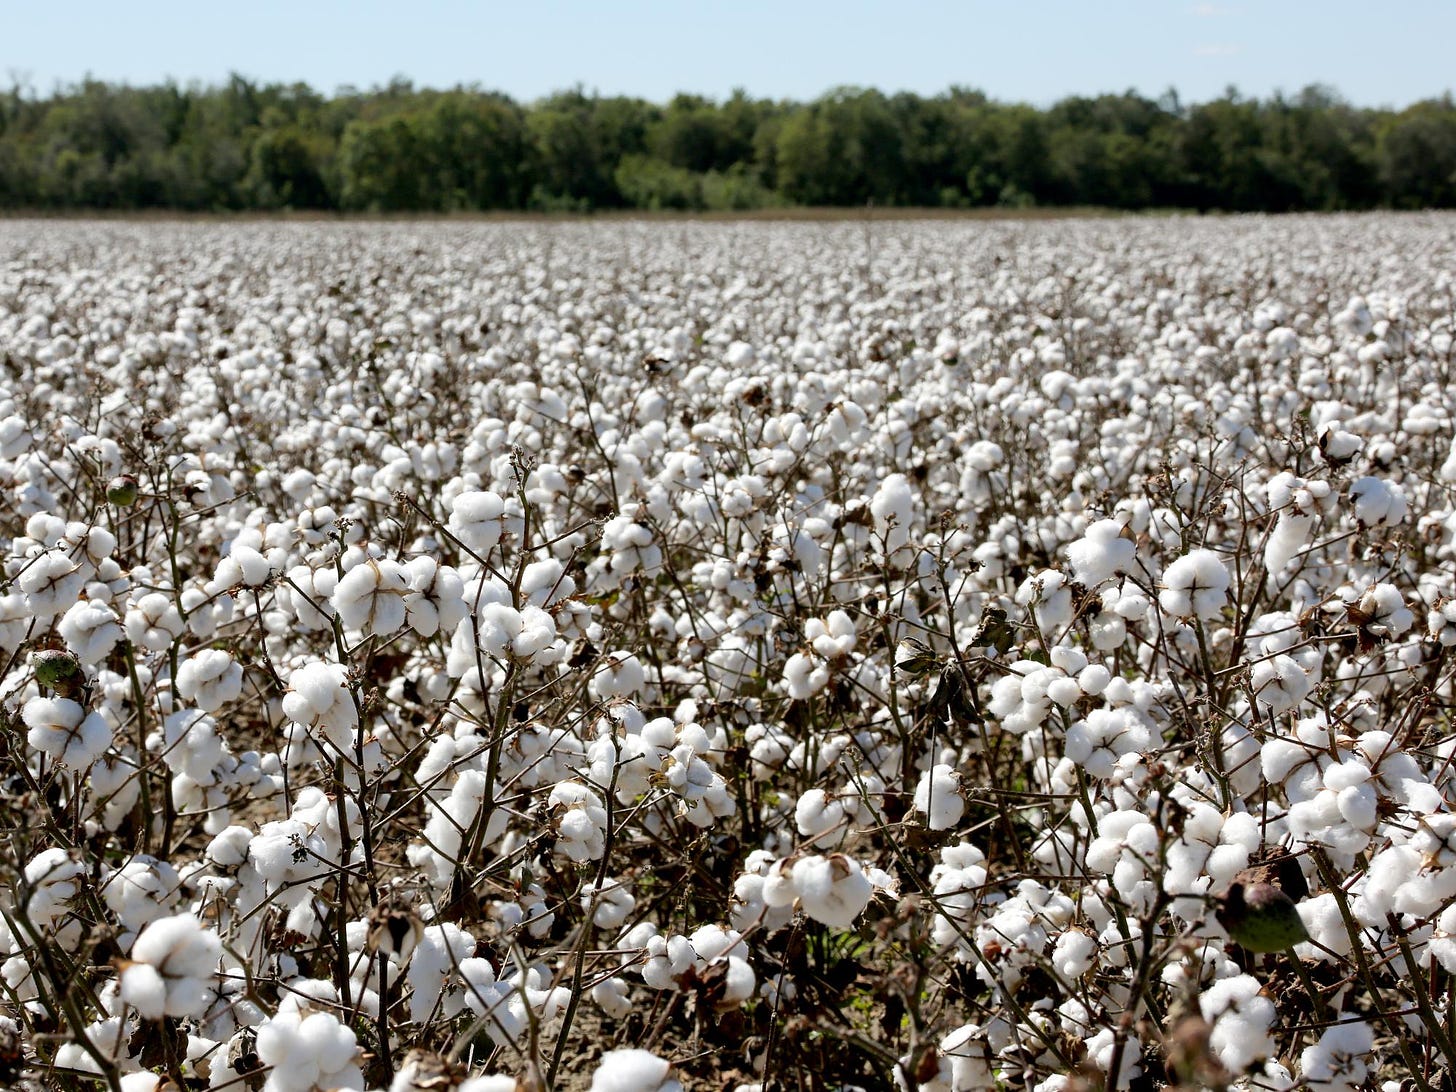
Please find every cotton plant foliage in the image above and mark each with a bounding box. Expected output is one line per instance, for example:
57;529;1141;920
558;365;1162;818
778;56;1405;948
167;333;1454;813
0;215;1454;1090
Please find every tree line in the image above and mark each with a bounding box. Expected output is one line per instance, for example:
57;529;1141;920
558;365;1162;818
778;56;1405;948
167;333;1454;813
1;76;1454;213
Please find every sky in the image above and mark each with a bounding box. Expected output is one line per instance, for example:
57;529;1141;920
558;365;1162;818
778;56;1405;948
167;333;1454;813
4;0;1453;109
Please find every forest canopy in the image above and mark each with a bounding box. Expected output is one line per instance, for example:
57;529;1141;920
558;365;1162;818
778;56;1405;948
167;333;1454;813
1;76;1454;213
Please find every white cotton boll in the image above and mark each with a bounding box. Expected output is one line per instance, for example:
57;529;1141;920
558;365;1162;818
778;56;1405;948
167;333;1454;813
1051;930;1097;978
583;878;636;929
1348;476;1406;526
784;651;830;700
20;550;86;618
206;826;253;868
1199;974;1276;1072
593;976;633;1019
591;652;646;700
1250;654;1311;715
1299;1021;1372;1092
448;490;506;554
281;661;357;753
1066;519;1134;587
125;592;186;652
403;556;468;637
1084;1028;1141;1090
24;696;111;769
1160;549;1230;619
176;649;244;712
331;557;410;636
58;599;122;665
914;765;964;831
23;848;82;921
1264;510;1313;577
408;923;476;1024
255;1009;361;1092
1045;676;1082;707
120;913;221;1019
589;1048;683;1092
792;854;874;928
870;473;915;563
1077;664;1111;696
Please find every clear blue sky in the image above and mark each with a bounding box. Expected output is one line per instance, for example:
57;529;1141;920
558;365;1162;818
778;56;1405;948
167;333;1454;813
5;0;1452;108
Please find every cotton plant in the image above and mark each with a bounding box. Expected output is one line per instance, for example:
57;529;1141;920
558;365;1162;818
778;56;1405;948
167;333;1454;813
4;215;1456;1088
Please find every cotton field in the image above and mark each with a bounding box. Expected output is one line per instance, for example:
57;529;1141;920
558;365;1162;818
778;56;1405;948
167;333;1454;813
2;213;1456;1091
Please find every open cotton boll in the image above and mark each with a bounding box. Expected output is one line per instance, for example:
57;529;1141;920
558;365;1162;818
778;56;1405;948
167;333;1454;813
1299;1021;1372;1092
1159;549;1230;619
447;489;506;554
591;652;647;700
175;649;244;712
589;1048;683;1092
255;1008;361;1092
914;765;965;831
791;854;874;928
870;472;915;564
19;550;87;618
119;913;221;1019
1347;476;1406;526
331;556;410;636
1083;1028;1141;1091
403;556;468;637
57;599;122;665
281;661;357;753
23;696;111;769
124;591;186;652
592;976;633;1019
1199;974;1276;1072
1264;510;1313;577
1066;519;1134;587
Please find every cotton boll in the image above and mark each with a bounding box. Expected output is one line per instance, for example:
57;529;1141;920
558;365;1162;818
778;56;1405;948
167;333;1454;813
331;556;410;636
120;913;221;1019
448;490;506;554
791;854;874;928
402;556;468;638
125;592;186;652
24;696;111;769
592;652;646;700
282;661;357;753
1348;476;1406;527
255;1009;361;1092
1299;1021;1372;1092
175;649;244;712
870;473;915;565
1159;549;1230;619
57;599;122;665
589;1048;683;1092
1264;510;1313;577
914;765;965;830
20;550;86;618
1066;519;1134;587
1199;973;1276;1072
